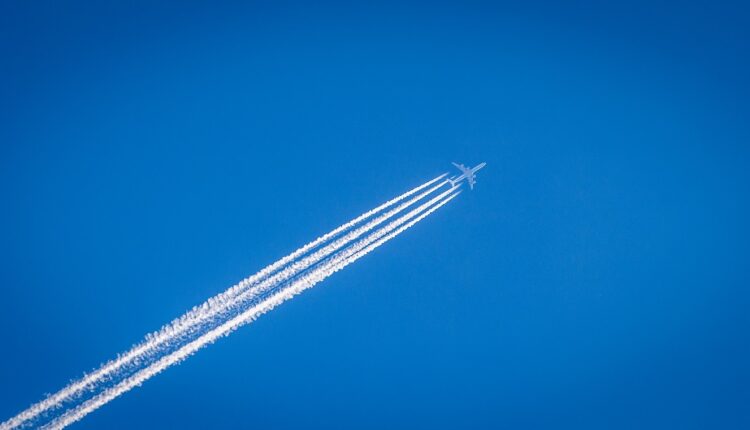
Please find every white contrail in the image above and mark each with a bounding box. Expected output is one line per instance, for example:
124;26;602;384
136;178;451;359
159;173;447;313
0;174;448;430
184;179;450;328
106;178;451;370
149;175;449;345
42;189;460;430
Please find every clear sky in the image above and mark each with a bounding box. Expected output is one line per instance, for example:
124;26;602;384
1;1;749;429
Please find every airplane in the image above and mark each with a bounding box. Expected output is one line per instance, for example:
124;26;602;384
448;162;487;190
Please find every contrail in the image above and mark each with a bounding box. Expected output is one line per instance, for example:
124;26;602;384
1;174;449;430
130;178;451;363
41;188;461;430
180;179;450;332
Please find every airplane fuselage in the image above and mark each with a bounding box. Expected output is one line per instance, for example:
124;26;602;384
449;162;486;190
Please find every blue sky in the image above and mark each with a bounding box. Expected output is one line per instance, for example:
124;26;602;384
1;1;749;428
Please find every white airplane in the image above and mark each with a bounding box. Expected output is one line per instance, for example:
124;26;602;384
448;162;487;190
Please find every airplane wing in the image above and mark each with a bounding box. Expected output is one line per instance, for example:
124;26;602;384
452;162;470;175
451;161;485;190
